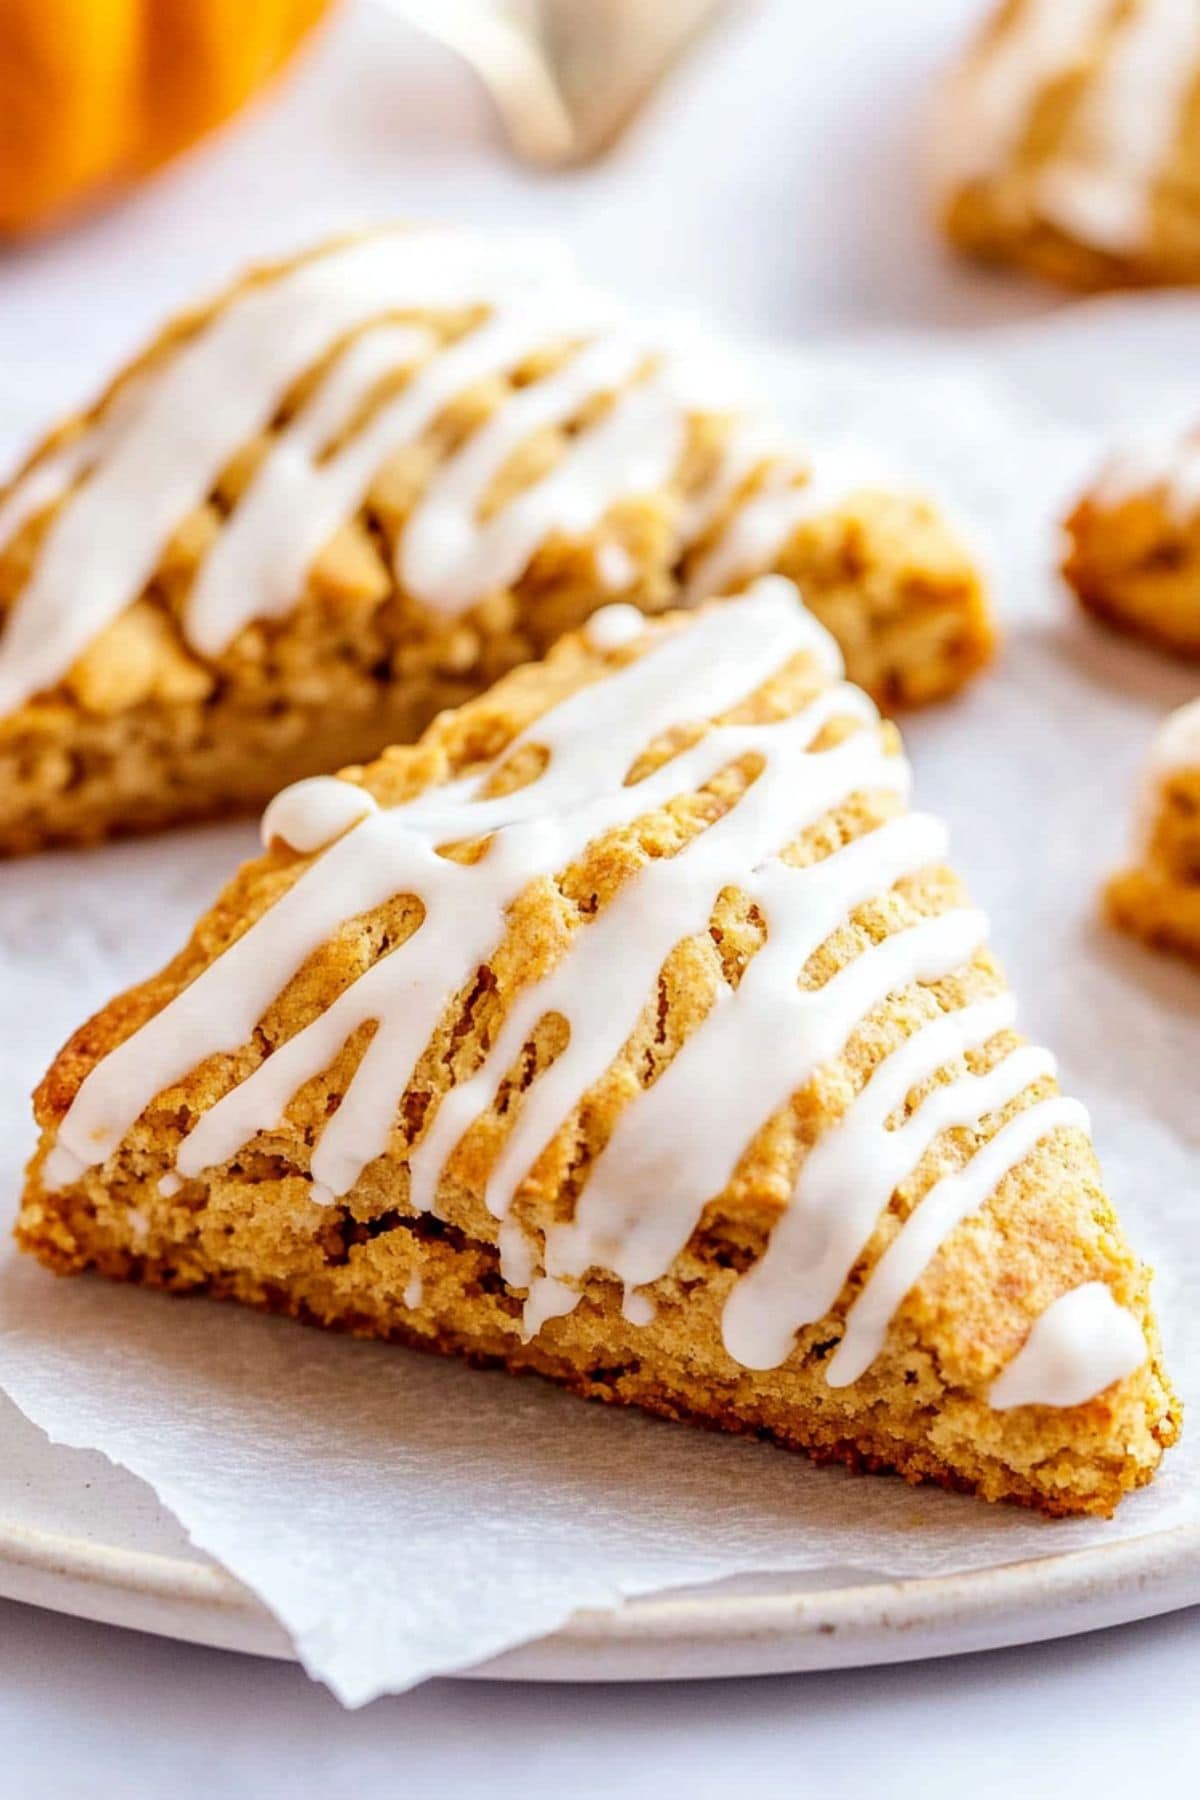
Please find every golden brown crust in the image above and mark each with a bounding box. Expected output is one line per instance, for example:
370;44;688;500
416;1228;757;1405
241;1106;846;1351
17;605;1179;1517
0;232;992;855
1064;481;1200;661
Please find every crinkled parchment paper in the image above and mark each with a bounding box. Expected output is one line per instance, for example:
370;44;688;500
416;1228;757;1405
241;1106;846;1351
0;298;1197;1705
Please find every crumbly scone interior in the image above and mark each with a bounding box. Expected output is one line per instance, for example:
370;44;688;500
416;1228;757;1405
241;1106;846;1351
19;589;1177;1518
0;229;992;853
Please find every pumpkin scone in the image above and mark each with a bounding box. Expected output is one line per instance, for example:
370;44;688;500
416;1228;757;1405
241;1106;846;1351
1064;430;1200;657
1107;699;1200;962
934;0;1200;290
0;226;993;855
19;580;1178;1518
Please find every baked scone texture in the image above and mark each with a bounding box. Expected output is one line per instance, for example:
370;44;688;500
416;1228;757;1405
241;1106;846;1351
0;226;993;855
1107;698;1200;962
935;0;1200;289
1065;430;1200;658
19;580;1176;1517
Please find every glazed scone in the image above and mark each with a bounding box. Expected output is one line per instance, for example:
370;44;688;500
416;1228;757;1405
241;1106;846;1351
19;581;1177;1518
0;227;994;855
1107;699;1200;961
935;0;1200;290
1064;430;1200;657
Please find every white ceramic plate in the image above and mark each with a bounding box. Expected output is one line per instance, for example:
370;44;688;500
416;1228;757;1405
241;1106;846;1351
3;1393;1198;1681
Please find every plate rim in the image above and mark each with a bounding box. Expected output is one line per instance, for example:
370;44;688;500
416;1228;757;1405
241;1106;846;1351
4;1505;1199;1682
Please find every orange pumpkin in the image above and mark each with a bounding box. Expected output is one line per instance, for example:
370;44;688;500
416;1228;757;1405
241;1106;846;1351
0;0;333;234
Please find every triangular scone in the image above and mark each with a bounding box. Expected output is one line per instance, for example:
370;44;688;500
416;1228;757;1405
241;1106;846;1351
18;581;1176;1517
934;0;1200;290
1065;432;1200;659
0;226;992;855
1107;700;1200;963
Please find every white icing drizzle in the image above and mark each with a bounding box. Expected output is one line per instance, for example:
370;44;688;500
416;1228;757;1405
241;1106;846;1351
1036;0;1200;253
1134;696;1200;848
683;462;819;603
0;229;573;714
403;1273;424;1310
683;446;899;605
937;0;1200;254
1151;697;1200;775
934;0;1110;188
46;582;1125;1403
723;994;1040;1369
827;1095;1090;1387
582;602;646;652
261;776;379;854
622;1288;657;1327
42;1145;85;1190
0;228;902;717
989;1282;1146;1407
1096;431;1200;524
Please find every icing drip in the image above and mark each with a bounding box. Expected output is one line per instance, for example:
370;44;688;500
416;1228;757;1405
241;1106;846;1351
989;1282;1146;1407
1151;698;1200;775
396;333;693;613
722;994;1042;1369
0;228;899;718
1036;0;1200;253
47;582;1117;1401
261;777;379;854
582;602;646;652
622;1288;657;1327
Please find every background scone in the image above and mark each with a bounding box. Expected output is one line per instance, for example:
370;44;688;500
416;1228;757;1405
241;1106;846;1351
1064;430;1200;657
1107;699;1200;962
0;226;993;855
19;582;1178;1519
934;0;1200;290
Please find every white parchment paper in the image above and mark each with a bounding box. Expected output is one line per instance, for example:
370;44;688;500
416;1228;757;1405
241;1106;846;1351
0;298;1197;1706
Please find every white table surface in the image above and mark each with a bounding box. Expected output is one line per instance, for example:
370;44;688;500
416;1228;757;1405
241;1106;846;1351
0;0;1196;1791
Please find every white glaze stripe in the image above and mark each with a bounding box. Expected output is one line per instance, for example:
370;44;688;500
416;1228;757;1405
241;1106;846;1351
722;992;1025;1369
547;902;988;1294
935;0;1110;187
1095;433;1200;525
398;334;690;612
684;447;897;604
1151;698;1200;776
827;1096;1090;1386
1036;0;1200;253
